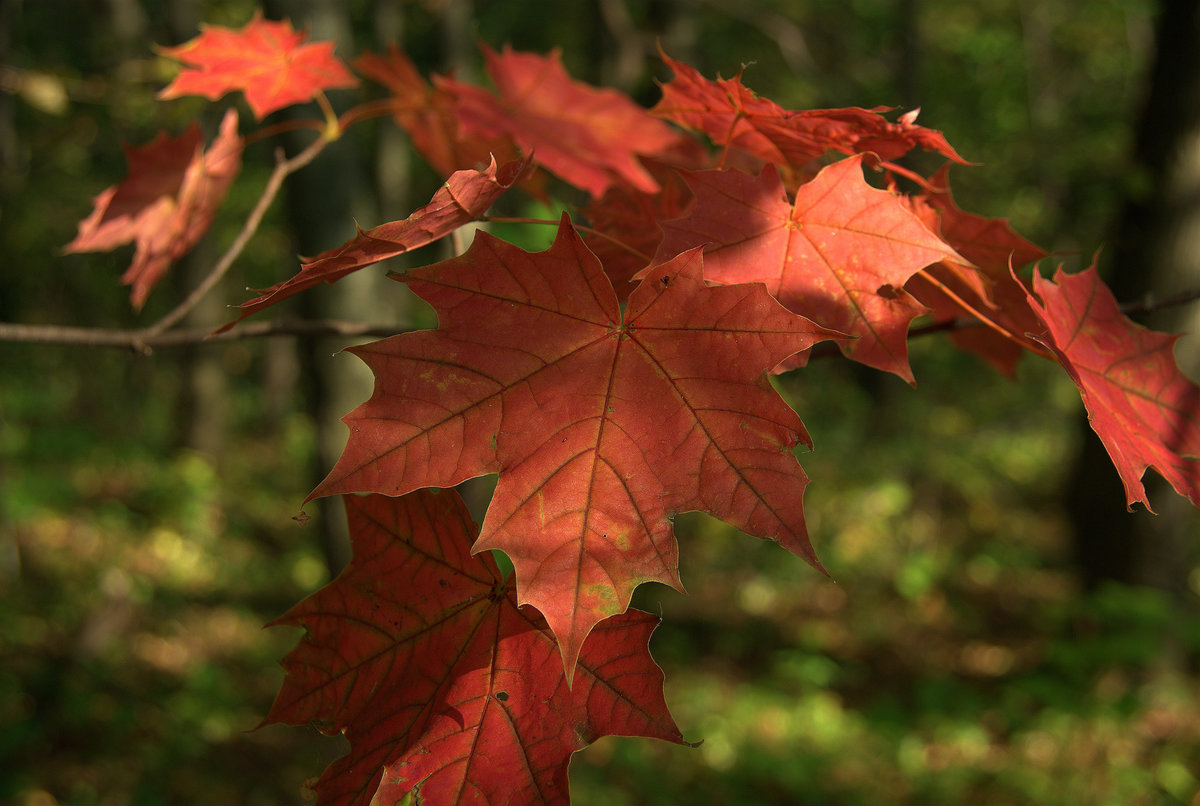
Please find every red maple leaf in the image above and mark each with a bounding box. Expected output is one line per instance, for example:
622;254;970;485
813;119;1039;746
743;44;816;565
158;13;357;119
218;156;526;331
1025;265;1200;510
904;166;1048;375
265;489;685;806
655;157;962;382
582;159;694;300
64;109;242;310
439;45;683;197
310;215;838;677
652;52;966;183
354;45;531;182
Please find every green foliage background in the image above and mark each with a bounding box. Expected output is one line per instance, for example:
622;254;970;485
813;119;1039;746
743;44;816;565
2;1;1198;804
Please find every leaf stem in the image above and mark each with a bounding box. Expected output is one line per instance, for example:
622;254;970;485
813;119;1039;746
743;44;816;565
878;160;938;191
242;117;327;148
315;90;341;140
336;98;418;131
914;269;1053;358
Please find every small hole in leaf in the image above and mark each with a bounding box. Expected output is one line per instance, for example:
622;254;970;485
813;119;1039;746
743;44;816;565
496;691;509;701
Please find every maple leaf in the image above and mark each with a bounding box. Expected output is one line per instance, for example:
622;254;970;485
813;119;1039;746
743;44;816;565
64;109;242;310
158;13;357;120
439;45;683;197
656;157;963;382
653;52;966;182
582;159;694;300
354;45;531;183
265;489;685;806
904;166;1048;375
218;156;527;331
1025;265;1200;511
311;215;838;677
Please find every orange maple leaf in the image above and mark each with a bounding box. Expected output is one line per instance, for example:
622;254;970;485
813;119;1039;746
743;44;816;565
64;109;242;310
656;158;962;382
159;13;357;119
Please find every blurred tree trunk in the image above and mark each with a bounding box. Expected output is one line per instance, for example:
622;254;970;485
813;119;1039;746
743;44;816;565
896;0;920;109
164;1;229;459
1067;0;1200;597
261;0;395;578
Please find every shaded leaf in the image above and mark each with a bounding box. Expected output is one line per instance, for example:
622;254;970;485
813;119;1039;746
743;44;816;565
1025;265;1200;511
265;489;684;806
311;215;837;677
159;13;356;119
582;159;694;300
355;45;530;182
441;45;683;197
905;165;1048;375
64;109;242;310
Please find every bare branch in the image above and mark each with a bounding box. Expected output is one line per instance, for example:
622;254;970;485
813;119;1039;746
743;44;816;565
1119;286;1200;318
144;133;330;337
807;285;1200;362
0;319;407;352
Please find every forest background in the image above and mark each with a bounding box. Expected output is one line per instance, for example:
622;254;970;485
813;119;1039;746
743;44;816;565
1;0;1198;804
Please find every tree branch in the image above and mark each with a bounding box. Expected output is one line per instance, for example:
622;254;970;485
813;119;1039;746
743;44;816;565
1119;286;1200;318
0;319;407;352
143;133;329;337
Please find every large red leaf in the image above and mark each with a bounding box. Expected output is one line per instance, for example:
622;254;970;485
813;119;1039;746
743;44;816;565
64;109;242;310
439;45;683;198
158;13;356;119
265;489;684;806
1025;265;1200;511
218;156;526;331
653;52;966;183
656;157;962;382
311;215;838;677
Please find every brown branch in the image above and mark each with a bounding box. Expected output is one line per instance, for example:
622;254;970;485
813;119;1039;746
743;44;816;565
916;270;1053;359
807;285;1200;363
0;319;407;352
144;133;330;337
1118;286;1200;318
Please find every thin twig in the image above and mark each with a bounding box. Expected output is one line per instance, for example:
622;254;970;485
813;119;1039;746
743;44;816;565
1119;286;1200;318
916;269;1053;358
143;134;330;338
0;319;407;352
